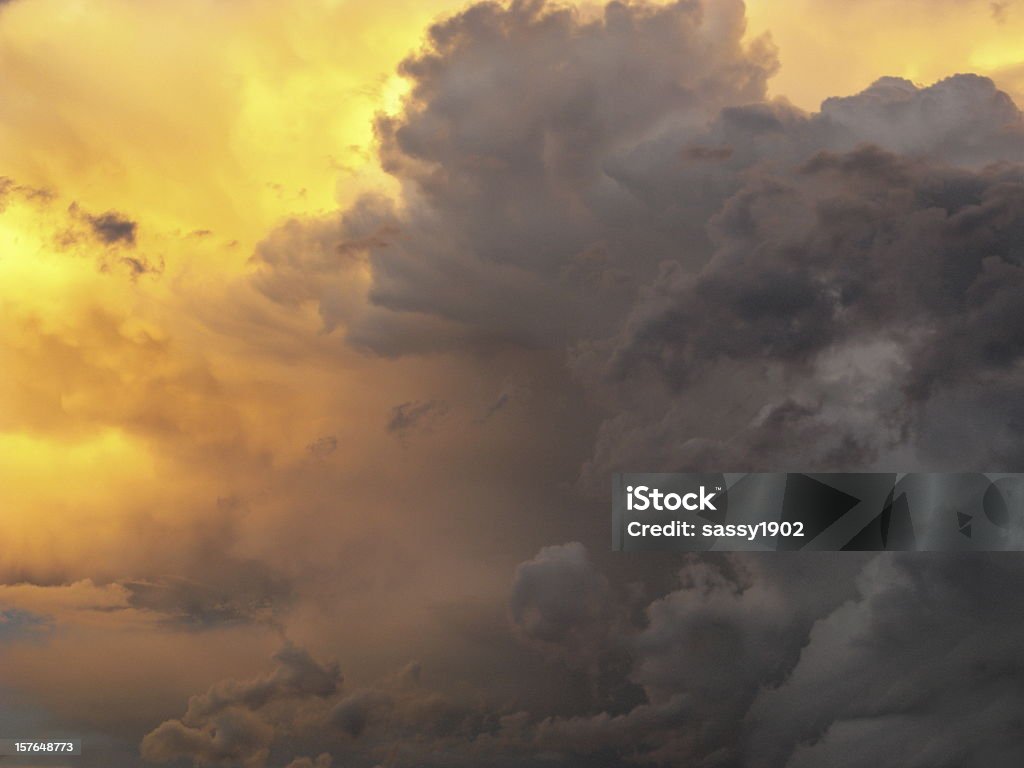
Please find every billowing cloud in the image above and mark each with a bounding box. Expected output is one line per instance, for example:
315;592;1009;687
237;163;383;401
582;82;1024;475
253;0;779;354
181;643;342;723
508;542;613;666
141;708;275;768
142;644;342;768
745;554;1024;768
253;0;1024;479
237;1;1024;764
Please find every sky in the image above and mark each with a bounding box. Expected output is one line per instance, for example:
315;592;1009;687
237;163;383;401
4;0;1024;766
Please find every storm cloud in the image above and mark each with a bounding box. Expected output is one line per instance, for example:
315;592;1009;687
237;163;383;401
240;0;1024;765
254;0;1024;476
253;0;779;354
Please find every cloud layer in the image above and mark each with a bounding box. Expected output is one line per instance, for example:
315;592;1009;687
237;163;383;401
6;1;1024;767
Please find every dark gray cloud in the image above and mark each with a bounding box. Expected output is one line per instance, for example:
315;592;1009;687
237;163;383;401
133;547;1024;768
508;542;612;665
329;689;392;738
584;141;1024;475
51;200;164;279
86;210;138;246
500;549;1024;768
559;72;1024;480
445;550;865;768
745;554;1024;768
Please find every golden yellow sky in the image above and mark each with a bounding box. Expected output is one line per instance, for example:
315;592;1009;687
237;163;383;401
746;0;1024;108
